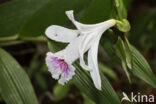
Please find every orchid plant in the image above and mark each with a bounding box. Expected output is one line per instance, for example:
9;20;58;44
1;0;156;103
0;0;156;104
45;10;117;90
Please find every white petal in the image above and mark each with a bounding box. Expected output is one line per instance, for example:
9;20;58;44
66;65;75;80
51;69;62;79
46;51;76;84
45;25;80;43
63;35;84;64
45;52;54;69
65;10;116;33
88;35;102;90
79;32;97;71
63;33;96;65
65;10;75;22
45;52;62;79
58;65;75;85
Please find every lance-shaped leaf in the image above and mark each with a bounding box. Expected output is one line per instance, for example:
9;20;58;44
114;37;132;82
73;63;121;104
99;63;118;80
0;48;38;104
130;46;156;88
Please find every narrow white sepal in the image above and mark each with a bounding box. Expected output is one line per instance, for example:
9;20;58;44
79;33;97;71
88;34;102;90
66;10;116;33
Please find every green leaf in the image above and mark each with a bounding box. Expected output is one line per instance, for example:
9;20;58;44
53;83;71;102
124;38;133;69
73;64;121;104
115;37;133;69
82;93;95;104
99;63;118;80
130;46;156;88
114;37;132;82
19;0;90;38
80;0;113;24
0;0;49;37
121;60;131;83
0;48;38;104
101;33;156;88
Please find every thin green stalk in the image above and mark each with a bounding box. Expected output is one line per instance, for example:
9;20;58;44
0;35;48;42
0;35;19;42
114;0;122;20
20;36;48;42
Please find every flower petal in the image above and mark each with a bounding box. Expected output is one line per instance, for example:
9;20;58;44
46;52;62;79
65;10;93;32
45;25;80;43
46;51;75;85
65;10;116;33
88;35;102;90
63;35;85;64
79;32;97;71
58;65;75;85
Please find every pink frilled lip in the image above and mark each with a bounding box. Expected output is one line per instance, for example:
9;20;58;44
51;56;71;77
46;52;75;85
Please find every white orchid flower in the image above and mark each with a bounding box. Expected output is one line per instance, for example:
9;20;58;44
45;10;116;90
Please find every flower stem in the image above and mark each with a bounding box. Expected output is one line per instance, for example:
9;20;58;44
0;35;19;42
20;36;48;42
0;35;48;42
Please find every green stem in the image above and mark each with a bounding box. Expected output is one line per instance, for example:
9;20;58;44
20;36;48;42
0;35;19;42
114;0;127;20
0;35;48;42
114;0;122;20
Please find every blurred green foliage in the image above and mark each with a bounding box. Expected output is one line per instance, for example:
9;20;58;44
53;83;71;102
0;48;38;104
0;0;156;104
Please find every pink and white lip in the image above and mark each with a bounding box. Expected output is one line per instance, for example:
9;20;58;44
46;52;75;85
51;56;70;76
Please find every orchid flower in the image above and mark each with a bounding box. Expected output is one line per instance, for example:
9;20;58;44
45;10;116;90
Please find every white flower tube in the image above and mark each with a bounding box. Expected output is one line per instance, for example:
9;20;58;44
45;10;116;90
